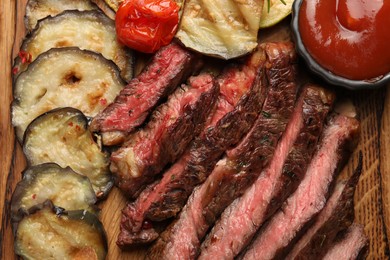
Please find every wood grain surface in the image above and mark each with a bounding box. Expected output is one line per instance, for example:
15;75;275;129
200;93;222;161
1;1;389;259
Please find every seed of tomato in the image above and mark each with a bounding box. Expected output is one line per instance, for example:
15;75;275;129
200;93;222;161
116;0;180;53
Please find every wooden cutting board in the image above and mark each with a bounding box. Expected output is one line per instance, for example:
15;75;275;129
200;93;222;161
1;1;389;259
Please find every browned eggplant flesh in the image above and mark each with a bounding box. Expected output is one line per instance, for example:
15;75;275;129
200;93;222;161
22;107;114;198
14;201;107;260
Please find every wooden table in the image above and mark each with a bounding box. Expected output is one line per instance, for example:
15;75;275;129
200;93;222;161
1;1;389;259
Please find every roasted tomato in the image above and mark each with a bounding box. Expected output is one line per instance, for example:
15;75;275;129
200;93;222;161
115;0;180;53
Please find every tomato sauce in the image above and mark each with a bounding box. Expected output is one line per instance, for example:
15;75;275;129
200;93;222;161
299;0;390;80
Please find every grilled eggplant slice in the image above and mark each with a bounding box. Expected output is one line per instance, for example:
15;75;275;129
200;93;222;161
11;163;96;221
12;47;125;142
22;107;113;198
175;0;264;59
25;0;98;32
14;10;133;81
14;201;107;260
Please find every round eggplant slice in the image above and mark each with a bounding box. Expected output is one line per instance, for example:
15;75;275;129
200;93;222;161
25;0;98;32
175;0;264;59
14;201;107;260
14;10;133;81
22;108;113;198
12;47;125;142
11;163;96;221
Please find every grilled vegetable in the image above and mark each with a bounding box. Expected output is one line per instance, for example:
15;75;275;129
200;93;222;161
115;0;182;53
12;47;125;142
103;0;123;11
25;0;97;32
175;0;264;59
260;0;294;28
11;163;96;221
13;10;133;81
22;108;113;198
14;201;107;260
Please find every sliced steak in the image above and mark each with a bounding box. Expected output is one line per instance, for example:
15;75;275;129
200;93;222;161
110;73;219;198
323;223;368;260
287;152;362;260
199;85;335;260
117;42;278;248
146;43;302;260
240;113;360;260
90;42;202;145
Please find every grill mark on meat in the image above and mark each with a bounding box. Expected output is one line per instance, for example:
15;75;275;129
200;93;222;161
116;42;272;248
146;42;299;260
288;151;363;260
110;73;219;198
90;42;202;145
322;223;368;260
199;85;334;260
240;114;359;260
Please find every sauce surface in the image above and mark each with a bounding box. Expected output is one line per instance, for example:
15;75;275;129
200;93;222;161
299;0;390;80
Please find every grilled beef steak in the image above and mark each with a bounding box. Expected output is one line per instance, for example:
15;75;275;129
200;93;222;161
287;152;362;260
240;114;360;260
90;42;202;145
110;73;219;198
199;85;335;260
323;223;368;260
146;42;302;260
117;42;273;248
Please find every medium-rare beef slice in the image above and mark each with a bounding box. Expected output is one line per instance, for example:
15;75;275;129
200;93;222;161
323;223;368;260
110;73;219;198
90;42;202;145
199;85;334;260
240;113;360;260
263;85;337;220
146;42;301;260
287;152;363;260
117;42;275;248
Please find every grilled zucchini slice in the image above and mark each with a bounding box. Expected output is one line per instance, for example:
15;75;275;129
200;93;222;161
12;47;125;142
260;0;294;28
14;201;107;260
11;163;96;220
23;108;113;198
103;0;123;11
14;10;133;81
175;0;264;59
25;0;98;32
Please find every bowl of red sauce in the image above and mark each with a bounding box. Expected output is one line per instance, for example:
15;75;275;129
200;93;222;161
291;0;390;89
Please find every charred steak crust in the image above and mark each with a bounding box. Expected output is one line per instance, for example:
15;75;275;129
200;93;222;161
291;152;363;260
110;73;219;198
146;42;299;260
90;42;202;145
117;43;273;248
263;85;335;220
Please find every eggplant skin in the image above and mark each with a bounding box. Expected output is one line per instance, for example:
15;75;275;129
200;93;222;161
14;200;107;260
12;47;125;142
10;162;97;223
22;107;114;198
175;0;264;59
14;10;133;82
25;0;98;32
